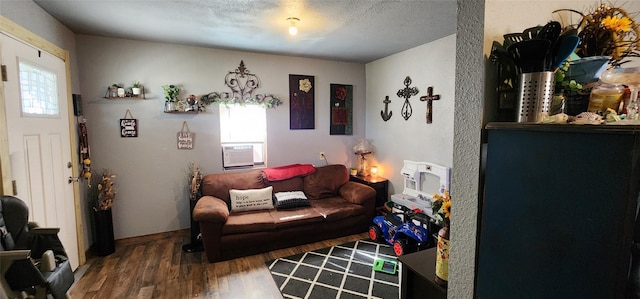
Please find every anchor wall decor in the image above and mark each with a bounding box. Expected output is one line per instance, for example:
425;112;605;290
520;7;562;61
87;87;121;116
380;96;392;121
397;76;419;121
420;86;441;124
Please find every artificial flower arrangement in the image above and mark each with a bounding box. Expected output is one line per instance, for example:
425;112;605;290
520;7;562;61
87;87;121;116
555;2;640;66
432;189;451;224
299;78;312;93
89;171;117;211
199;91;282;109
188;162;202;201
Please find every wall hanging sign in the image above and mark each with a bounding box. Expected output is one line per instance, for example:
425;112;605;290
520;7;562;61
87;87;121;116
120;109;138;138
420;86;441;124
177;121;195;150
381;96;392;121
330;84;353;135
289;74;315;130
397;76;419;121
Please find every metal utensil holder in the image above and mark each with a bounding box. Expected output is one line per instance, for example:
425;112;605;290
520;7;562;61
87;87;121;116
516;71;555;122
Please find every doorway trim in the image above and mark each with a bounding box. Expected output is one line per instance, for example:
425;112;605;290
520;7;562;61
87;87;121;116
0;15;86;265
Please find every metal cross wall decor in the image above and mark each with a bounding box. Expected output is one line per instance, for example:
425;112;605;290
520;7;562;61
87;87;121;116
203;60;282;108
397;76;419;121
420;86;441;124
223;60;260;101
380;96;392;121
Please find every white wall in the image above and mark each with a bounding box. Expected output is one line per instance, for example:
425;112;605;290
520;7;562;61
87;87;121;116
451;2;485;298
365;34;456;193
75;35;366;240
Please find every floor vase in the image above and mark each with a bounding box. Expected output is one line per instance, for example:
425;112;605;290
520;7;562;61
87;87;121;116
93;209;115;256
435;221;449;288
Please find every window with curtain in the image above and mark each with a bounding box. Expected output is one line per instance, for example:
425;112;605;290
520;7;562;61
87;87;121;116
219;104;267;167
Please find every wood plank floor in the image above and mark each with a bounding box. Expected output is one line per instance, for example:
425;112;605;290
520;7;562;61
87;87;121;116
70;229;368;299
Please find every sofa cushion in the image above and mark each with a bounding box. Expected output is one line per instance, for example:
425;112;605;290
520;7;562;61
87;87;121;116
229;186;274;213
201;170;266;207
269;207;324;229
303;164;349;199
274;191;310;209
267;176;304;193
221;211;276;235
311;196;367;222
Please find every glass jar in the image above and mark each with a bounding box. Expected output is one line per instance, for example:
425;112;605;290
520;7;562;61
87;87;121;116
588;81;624;114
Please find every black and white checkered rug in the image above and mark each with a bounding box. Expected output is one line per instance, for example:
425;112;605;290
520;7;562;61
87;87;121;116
266;239;400;299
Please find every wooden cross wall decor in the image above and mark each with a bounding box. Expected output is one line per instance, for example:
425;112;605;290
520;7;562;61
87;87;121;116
397;76;419;121
420;86;441;124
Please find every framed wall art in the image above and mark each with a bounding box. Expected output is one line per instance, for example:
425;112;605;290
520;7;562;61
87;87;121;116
330;84;353;135
289;74;315;130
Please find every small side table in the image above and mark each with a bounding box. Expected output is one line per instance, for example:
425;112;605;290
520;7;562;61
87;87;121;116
349;175;389;208
398;248;447;299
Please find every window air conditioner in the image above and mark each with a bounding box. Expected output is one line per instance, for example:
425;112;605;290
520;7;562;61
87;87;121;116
222;145;254;167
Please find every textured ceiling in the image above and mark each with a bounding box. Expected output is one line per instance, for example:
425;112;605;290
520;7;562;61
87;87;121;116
33;0;457;63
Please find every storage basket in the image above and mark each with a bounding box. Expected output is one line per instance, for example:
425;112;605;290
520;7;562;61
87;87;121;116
516;72;555;122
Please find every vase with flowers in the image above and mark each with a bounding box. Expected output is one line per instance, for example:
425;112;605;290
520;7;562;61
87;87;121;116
432;189;451;288
552;3;640;114
89;170;117;256
554;3;640;80
556;3;640;67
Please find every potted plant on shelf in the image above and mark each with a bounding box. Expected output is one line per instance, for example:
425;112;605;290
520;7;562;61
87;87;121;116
131;81;142;96
111;83;125;98
109;83;120;97
162;84;180;111
88;170;117;256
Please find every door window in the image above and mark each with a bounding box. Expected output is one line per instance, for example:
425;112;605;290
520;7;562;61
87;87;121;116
18;59;59;116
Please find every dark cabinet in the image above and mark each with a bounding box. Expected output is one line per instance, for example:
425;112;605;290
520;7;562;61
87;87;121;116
477;123;640;299
398;247;447;299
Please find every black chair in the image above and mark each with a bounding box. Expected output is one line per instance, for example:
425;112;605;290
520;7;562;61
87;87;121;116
0;195;74;299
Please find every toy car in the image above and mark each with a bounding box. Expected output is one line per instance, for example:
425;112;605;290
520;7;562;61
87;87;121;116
369;211;430;256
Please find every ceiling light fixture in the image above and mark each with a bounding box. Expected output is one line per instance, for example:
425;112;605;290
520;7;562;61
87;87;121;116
287;17;300;35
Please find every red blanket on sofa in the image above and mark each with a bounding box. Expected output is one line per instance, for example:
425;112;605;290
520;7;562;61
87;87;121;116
262;164;316;181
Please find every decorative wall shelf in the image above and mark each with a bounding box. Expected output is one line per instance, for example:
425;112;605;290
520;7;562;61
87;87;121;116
164;110;198;114
103;85;146;99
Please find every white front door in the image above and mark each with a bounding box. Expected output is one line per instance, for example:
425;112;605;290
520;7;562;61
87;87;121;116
0;33;79;270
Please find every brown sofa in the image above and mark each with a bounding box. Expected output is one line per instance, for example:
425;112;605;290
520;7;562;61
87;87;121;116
193;164;376;263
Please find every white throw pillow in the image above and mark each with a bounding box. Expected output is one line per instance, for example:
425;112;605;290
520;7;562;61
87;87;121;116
229;186;274;212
